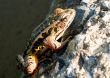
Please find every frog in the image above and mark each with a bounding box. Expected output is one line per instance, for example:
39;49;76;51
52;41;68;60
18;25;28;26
16;8;76;76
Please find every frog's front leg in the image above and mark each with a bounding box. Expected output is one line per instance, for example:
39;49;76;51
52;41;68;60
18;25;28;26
43;35;70;51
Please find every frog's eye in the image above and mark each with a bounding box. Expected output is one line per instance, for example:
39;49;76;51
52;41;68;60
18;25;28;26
60;18;65;21
60;18;64;21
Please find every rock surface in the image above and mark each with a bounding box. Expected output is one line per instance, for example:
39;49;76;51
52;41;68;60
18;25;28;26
21;0;110;78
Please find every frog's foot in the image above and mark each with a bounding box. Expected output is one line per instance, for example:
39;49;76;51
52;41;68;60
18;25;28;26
57;36;71;50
